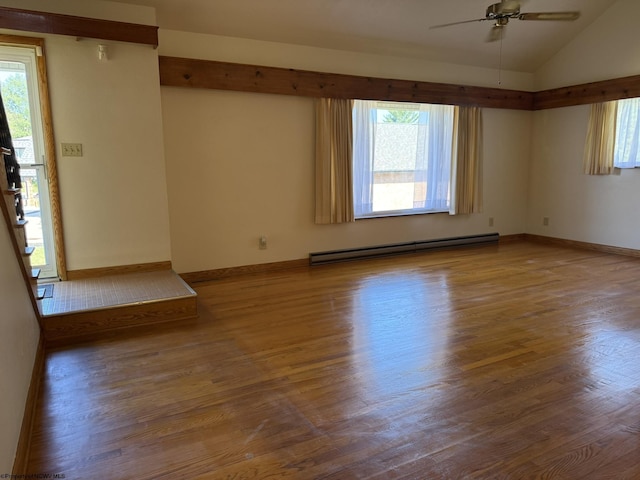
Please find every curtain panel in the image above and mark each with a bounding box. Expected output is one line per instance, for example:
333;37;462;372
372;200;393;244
315;98;355;224
584;101;617;175
451;106;483;215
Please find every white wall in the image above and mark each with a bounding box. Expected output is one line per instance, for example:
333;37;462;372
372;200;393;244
528;0;640;249
45;35;171;269
158;29;534;273
162;87;531;273
528;106;640;250
0;225;40;472
0;0;172;271
535;0;640;90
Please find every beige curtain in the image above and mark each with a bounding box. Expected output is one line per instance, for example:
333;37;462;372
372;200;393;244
315;98;355;224
583;101;617;175
451;106;483;215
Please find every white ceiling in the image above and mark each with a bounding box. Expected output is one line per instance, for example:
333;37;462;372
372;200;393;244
112;0;617;72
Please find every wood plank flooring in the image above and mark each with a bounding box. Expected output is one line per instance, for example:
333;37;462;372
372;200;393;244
26;242;640;479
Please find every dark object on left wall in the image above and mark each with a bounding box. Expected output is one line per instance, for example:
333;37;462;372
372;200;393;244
0;88;24;220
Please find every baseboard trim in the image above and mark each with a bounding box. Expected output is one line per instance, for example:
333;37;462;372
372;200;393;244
66;261;173;280
524;234;640;258
180;258;309;284
179;233;640;284
310;233;500;265
499;233;527;244
12;335;45;476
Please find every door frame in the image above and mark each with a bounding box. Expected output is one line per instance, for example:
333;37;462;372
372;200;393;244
0;34;67;280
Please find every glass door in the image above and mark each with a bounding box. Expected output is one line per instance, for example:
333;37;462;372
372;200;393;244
0;46;58;279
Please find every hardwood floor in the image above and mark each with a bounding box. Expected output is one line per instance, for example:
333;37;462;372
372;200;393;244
26;242;640;479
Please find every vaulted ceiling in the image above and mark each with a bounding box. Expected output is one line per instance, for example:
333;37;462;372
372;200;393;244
111;0;617;72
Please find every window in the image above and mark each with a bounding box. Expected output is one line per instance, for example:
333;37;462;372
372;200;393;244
352;100;455;218
614;97;640;168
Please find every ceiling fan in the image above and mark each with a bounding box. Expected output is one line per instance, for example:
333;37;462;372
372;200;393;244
430;1;581;42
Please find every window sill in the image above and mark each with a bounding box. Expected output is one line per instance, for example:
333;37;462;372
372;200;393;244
355;209;449;220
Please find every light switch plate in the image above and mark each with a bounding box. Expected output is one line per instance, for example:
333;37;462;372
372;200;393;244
61;143;83;157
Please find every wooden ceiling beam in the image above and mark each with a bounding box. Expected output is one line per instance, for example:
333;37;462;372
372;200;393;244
160;57;640;111
159;56;535;110
533;74;640;110
0;6;158;47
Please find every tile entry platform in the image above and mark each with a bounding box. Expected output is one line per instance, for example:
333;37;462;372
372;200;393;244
40;270;198;344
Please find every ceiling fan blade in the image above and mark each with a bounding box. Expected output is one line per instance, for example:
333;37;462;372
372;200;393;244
430;18;487;29
486;25;506;42
518;11;580;21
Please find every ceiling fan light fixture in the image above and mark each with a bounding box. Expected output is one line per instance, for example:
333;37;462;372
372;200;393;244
487;25;505;42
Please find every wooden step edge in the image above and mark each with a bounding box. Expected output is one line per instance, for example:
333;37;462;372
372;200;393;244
24;246;35;256
15;219;28;227
42;296;199;346
4;187;19;194
31;268;41;280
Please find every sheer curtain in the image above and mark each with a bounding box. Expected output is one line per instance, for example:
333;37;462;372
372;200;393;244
315;98;354;224
583;101;617;175
450;106;483;215
614;98;640;168
352;100;377;217
352;100;454;216
424;104;454;210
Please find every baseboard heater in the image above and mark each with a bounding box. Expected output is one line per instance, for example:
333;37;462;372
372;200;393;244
309;233;499;265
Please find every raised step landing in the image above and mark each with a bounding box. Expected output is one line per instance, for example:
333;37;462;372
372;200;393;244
40;270;197;344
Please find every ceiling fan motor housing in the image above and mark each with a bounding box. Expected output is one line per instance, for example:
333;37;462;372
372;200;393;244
486;1;520;19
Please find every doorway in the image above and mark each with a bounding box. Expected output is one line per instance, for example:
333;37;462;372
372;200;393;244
0;40;63;280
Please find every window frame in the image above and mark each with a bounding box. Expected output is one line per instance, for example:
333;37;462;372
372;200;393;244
352;99;456;220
